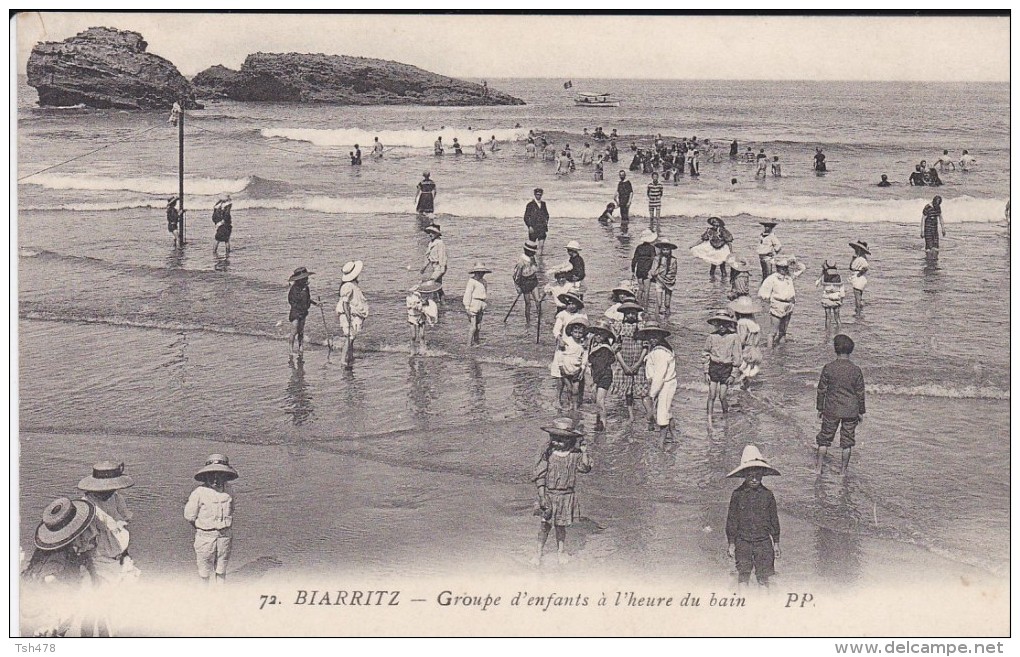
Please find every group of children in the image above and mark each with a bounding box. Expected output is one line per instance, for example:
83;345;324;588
22;455;239;635
287;261;369;368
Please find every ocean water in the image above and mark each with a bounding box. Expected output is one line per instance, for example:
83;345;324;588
16;77;1010;581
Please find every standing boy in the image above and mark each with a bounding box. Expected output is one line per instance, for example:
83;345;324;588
726;445;781;587
184;454;238;585
337;260;369;369
646;172;663;230
815;334;866;474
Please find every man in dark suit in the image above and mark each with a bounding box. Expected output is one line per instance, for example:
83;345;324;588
523;188;549;256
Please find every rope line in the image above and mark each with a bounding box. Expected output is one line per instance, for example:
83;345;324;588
17;125;163;182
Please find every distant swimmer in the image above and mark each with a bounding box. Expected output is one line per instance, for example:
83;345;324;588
730;140;739;158
877;174;891;187
452;138;463;155
166;196;182;246
212;196;233;257
924;167;943;187
959;149;977;171
755;149;768;178
352;144;362;165
415;171;437;216
813;147;827;172
909;165;926;186
372;137;384;159
608;140;619;163
475;137;487;159
934;150;955;172
771;155;782;177
489;135;500;152
434;136;445;156
580;143;594;165
744;147;755;164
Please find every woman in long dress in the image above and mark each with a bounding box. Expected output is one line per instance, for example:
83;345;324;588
415;172;437;216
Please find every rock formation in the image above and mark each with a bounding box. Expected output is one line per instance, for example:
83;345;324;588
192;52;524;106
26;27;201;109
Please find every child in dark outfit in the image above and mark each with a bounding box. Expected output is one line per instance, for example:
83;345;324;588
586;319;624;432
726;445;781;587
815;334;866;474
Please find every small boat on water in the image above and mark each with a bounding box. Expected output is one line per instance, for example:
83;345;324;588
574;92;620;108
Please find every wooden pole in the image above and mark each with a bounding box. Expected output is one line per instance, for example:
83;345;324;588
178;99;185;245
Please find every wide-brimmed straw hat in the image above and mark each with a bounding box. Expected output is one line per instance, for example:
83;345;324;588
617;300;644;314
35;497;96;551
773;256;792;268
194;454;239;482
727;296;760;315
424;224;442;236
341;260;364;282
417;280;443;295
77;461;134;492
707;309;738;325
640;229;658;243
728;256;751;272
558;292;584;308
612;280;637;297
541;417;582;439
759;219;779;227
727;445;781;478
849;240;871;255
707;216;725;227
588;318;617;343
565;240;582;252
289;267;314;282
565;316;589;334
655;240;678;251
634;320;671;341
469;262;492;275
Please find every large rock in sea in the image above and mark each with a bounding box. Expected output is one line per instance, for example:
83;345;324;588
192;52;525;106
26;27;201;109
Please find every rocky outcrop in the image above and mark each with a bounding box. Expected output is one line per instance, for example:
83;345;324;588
26;27;201;109
192;52;524;106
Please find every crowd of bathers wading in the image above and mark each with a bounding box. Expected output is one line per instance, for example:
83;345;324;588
21;120;994;634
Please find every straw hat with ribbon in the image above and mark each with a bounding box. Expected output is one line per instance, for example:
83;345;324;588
341;260;364;282
77;461;134;493
557;292;585;309
640;229;658;243
634;320;671;341
726;445;781;478
565;315;590;335
707;309;738;326
541;417;582;439
565;240;582;252
588;318;618;343
469;261;492;275
288;267;314;282
655;239;678;251
34;497;96;551
727;296;760;315
617;300;644;314
194;454;239;482
707;216;725;227
727;256;751;272
424;224;442;236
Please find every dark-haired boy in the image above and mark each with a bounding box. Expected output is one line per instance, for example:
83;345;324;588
815;334;866;474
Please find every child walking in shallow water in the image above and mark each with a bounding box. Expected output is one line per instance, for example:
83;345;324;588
462;262;490;345
558;317;590;410
703;310;742;414
848;240;870;316
815;262;846;330
650;240;678;317
728;296;763;389
533;418;592;565
406;281;440;355
586;319;622;432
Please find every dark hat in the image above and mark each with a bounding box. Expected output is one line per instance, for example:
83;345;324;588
634;320;671;341
707;309;738;326
617;300;644;313
533;188;544;195
77;461;134;492
35;497;96;551
588;318;617;343
849;240;871;255
707;216;725;227
655;240;677;251
194;454;239;482
289;267;313;282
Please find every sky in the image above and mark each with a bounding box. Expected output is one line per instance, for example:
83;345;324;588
14;12;1011;81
